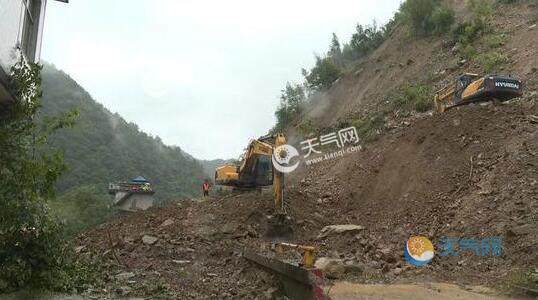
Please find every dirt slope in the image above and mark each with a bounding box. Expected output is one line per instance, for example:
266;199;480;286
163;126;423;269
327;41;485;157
289;103;537;285
303;1;537;130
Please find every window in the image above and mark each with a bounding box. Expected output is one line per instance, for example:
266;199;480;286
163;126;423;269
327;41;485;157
20;0;42;62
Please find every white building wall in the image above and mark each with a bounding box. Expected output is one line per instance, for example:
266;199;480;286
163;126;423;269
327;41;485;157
0;0;25;72
0;0;47;73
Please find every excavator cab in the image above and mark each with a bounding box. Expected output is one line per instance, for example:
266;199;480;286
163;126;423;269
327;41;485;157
455;73;479;100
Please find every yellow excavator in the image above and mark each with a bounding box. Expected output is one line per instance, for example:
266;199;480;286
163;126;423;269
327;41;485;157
434;73;523;112
215;133;292;238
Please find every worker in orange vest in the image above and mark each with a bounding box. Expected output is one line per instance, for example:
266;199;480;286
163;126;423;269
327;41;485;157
202;180;210;197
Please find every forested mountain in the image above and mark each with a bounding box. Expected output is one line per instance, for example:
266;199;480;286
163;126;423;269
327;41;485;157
39;63;206;201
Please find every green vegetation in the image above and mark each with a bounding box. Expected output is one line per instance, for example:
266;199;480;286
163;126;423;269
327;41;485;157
342;22;388;62
297;118;316;136
39;64;206;204
303;56;342;91
273;18;396;130
451;0;511;72
274;82;306;132
399;0;455;36
0;60;95;293
272;0;456;131
393;84;434;113
351;112;386;142
477;51;509;72
453;0;494;47
484;33;507;48
50;185;113;236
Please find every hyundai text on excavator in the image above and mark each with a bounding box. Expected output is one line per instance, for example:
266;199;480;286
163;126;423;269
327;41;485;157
215;133;293;238
434;73;523;113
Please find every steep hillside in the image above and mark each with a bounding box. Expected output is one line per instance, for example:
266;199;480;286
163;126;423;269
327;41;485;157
299;0;537;133
39;64;206;201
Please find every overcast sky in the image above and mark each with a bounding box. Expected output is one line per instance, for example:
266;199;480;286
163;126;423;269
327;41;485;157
42;0;401;160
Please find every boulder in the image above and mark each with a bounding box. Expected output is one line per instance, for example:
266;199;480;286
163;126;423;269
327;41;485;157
315;257;346;279
142;235;158;245
160;218;174;227
318;224;365;239
115;272;135;280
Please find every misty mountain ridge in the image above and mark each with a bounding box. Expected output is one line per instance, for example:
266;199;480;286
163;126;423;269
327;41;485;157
39;63;207;201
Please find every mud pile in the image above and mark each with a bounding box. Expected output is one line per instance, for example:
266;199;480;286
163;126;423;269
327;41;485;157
77;195;279;299
288;102;537;286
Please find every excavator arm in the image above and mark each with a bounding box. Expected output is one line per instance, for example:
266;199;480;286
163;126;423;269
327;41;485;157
215;133;293;238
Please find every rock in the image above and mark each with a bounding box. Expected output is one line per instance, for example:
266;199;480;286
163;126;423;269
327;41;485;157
160;218;174;227
318;224;365;239
391;267;403;276
172;260;191;265
115;272;135;280
142;235;158;245
379;248;397;263
343;262;364;275
221;222;237;234
263;287;279;299
315;257;346;279
115;286;131;296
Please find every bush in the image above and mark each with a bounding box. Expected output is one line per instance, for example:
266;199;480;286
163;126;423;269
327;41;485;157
452;0;494;46
303;56;342;91
351;112;386;142
393;84;433;112
400;0;437;35
431;6;456;34
461;44;478;59
50;185;112;236
344;22;386;60
452;21;485;45
484;33;507;48
477;51;508;72
399;0;455;36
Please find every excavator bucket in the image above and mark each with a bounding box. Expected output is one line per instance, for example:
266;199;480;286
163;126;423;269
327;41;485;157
264;213;294;240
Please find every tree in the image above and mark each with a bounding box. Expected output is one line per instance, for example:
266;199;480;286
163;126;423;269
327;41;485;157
274;82;306;131
0;60;82;292
400;0;455;36
328;33;344;67
303;55;341;91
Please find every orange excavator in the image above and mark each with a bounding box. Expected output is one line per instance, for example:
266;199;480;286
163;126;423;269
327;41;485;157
434;73;523;112
215;133;292;238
